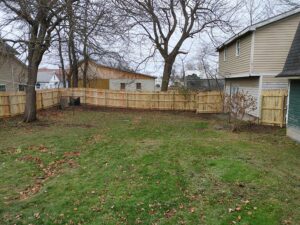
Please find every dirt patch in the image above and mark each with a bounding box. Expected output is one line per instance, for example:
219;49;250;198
88;134;105;144
26;144;49;153
64;151;81;157
63;123;95;128
237;123;281;133
38;108;65;119
213;122;282;133
19;153;80;200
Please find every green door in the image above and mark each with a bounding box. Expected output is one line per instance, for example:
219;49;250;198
288;80;300;128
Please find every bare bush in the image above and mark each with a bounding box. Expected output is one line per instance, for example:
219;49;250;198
224;90;257;129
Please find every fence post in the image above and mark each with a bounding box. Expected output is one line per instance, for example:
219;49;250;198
104;90;107;107
7;94;12;117
51;90;54;106
40;92;44;109
259;94;264;125
172;91;175;110
280;93;285;128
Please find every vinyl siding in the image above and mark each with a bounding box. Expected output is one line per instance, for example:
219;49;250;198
253;13;300;73
219;34;252;76
0;54;27;92
225;77;260;117
110;79;155;92
261;76;289;90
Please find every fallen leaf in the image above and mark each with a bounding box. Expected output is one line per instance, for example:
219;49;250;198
235;207;242;211
189;207;196;213
34;212;40;219
237;215;242;221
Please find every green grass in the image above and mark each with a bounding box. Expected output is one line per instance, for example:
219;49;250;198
0;108;299;225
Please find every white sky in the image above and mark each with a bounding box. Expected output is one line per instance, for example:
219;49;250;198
0;0;293;78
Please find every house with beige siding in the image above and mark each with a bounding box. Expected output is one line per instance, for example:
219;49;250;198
78;59;156;92
0;41;27;92
217;8;300;119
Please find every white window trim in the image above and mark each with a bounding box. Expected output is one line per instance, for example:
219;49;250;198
236;40;240;56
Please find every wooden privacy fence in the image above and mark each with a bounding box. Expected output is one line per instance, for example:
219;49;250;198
0;88;289;127
260;90;288;127
62;88;198;111
0;89;222;118
197;91;224;113
0;90;60;118
62;89;225;113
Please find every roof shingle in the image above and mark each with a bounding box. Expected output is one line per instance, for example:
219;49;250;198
278;22;300;77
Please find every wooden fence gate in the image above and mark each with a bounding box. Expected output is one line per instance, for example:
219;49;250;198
260;90;288;127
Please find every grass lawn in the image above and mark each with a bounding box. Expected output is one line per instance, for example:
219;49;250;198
0;107;299;225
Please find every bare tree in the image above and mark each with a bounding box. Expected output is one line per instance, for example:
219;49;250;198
280;0;300;7
115;0;238;91
66;0;79;88
55;26;67;88
0;0;78;122
244;0;264;25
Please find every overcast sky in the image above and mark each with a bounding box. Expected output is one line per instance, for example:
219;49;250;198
0;0;293;78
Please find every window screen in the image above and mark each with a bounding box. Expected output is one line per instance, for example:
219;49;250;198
120;83;126;90
136;83;142;90
0;84;6;92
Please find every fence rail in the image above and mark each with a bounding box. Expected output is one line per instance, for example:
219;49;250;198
0;88;289;127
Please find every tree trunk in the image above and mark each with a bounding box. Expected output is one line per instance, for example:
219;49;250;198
67;0;78;88
71;45;78;88
57;29;67;88
83;58;89;88
24;64;38;122
161;59;175;92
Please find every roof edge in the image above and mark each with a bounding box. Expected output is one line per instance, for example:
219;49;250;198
217;7;300;51
277;70;300;77
78;59;157;79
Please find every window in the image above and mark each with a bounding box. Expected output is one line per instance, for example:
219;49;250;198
19;84;27;92
0;84;6;92
120;83;126;90
236;40;240;56
136;83;142;90
36;83;41;89
223;48;227;61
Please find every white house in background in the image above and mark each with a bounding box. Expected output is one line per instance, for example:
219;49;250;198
36;68;63;90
